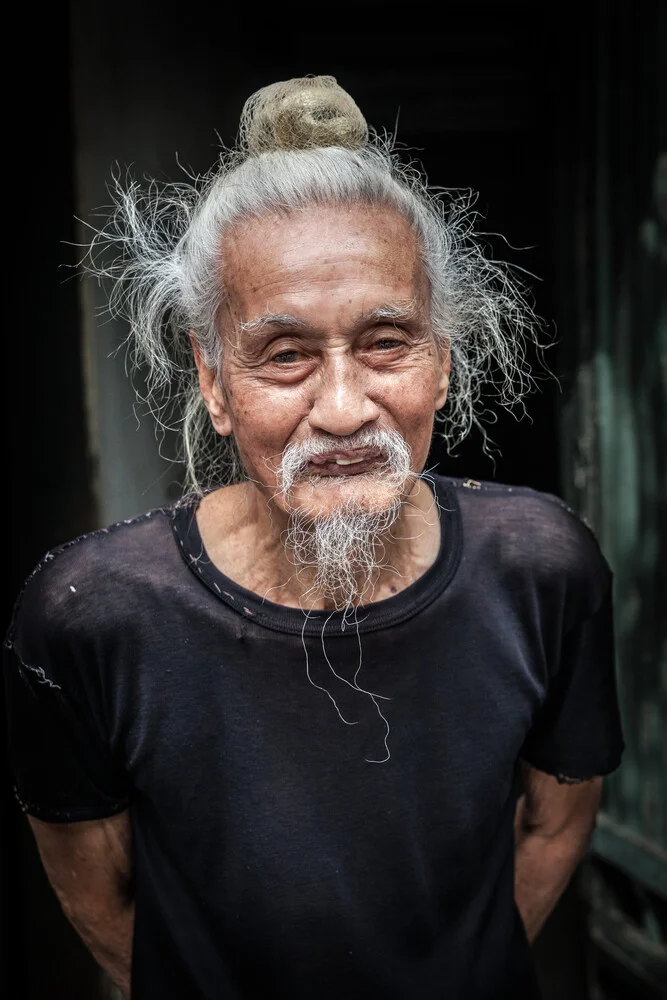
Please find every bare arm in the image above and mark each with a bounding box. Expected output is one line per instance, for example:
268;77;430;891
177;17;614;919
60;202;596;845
514;761;602;943
28;808;134;997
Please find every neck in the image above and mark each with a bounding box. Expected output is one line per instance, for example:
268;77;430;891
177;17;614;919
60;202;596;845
196;477;441;612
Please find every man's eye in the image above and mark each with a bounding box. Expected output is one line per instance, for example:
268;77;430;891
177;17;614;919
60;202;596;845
373;338;404;350
271;350;300;364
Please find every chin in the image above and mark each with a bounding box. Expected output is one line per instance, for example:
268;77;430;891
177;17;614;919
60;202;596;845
284;471;410;522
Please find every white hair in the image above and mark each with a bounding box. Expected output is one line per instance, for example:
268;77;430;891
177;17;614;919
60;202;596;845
277;427;413;610
84;134;547;493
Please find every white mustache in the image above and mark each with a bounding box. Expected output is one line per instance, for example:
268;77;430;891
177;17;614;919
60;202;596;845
277;428;412;494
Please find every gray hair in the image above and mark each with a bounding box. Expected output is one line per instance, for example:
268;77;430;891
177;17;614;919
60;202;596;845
85;111;546;494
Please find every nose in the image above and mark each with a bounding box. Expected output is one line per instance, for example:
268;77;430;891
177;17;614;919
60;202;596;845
308;351;380;437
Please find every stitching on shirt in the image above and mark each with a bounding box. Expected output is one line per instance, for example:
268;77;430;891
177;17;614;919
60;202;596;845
171;479;464;637
449;476;610;568
521;748;622;783
451;477;591;528
5;507;173;643
13;785;128;820
555;773;598;785
4;641;62;691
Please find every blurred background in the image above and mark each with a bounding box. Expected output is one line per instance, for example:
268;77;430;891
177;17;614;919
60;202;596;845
3;0;665;997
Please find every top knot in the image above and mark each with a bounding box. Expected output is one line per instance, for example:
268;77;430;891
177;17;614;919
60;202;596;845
239;75;369;156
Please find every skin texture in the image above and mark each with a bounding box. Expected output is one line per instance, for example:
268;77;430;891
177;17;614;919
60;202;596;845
514;764;603;942
26;202;604;993
28;810;134;996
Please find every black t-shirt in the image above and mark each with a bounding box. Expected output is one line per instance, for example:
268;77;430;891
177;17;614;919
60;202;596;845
4;476;624;999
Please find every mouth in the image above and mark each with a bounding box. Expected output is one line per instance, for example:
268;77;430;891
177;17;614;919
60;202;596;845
306;448;383;477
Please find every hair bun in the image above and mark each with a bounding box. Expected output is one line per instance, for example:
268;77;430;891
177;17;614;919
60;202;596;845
240;75;369;156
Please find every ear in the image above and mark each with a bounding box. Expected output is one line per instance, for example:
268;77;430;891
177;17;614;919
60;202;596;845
190;333;233;437
434;343;451;411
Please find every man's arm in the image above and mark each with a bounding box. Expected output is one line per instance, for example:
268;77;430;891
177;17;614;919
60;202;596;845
28;809;134;997
514;761;602;943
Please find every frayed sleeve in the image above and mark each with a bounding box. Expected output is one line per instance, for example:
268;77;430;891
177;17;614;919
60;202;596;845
3;564;130;823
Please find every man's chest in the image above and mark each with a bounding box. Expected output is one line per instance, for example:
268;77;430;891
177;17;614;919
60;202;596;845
119;595;545;850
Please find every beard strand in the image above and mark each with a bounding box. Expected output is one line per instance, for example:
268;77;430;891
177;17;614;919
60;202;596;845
277;429;413;609
285;495;404;609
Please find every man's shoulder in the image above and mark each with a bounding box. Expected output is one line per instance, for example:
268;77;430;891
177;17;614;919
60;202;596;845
440;475;611;613
28;505;175;579
443;473;596;531
7;506;177;641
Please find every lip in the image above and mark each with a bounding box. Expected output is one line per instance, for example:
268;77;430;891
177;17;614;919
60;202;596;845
309;447;382;466
307;451;383;477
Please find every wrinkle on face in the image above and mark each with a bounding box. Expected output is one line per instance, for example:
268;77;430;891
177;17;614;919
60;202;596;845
220;207;430;351
203;204;449;519
194;203;450;608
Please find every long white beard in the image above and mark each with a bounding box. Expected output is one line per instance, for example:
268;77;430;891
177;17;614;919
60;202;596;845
276;428;413;609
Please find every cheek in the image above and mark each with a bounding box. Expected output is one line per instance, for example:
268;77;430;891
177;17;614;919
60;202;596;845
374;364;440;419
226;359;441;467
396;402;436;460
375;368;440;459
225;378;310;466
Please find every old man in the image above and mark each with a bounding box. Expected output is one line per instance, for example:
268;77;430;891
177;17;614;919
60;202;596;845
4;77;623;999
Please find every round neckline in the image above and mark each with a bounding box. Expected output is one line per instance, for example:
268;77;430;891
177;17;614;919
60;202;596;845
171;475;462;636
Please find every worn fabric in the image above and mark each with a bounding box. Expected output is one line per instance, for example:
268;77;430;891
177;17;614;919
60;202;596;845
4;476;624;999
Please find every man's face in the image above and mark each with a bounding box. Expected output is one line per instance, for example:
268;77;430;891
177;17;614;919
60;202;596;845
199;203;450;520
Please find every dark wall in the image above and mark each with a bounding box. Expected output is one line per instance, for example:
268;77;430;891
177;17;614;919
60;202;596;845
5;5;99;998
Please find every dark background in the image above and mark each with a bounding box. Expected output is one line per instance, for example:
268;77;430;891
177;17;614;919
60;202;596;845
3;1;664;998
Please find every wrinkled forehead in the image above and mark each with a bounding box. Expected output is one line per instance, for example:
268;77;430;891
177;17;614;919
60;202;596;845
218;203;430;333
233;298;426;342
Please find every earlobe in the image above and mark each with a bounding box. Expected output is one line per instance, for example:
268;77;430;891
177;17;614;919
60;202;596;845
190;332;233;437
434;342;451;411
435;363;450;411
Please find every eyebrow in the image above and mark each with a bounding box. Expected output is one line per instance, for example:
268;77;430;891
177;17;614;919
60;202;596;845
235;301;420;340
362;301;419;325
236;313;308;338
